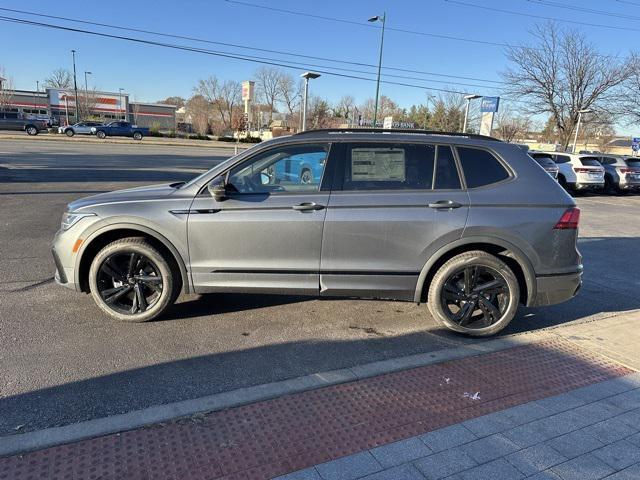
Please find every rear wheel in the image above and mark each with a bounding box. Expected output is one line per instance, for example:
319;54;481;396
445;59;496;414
427;251;520;336
89;238;180;322
133;131;143;140
300;168;313;184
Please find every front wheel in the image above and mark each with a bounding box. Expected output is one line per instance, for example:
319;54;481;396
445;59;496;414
26;126;38;136
89;238;180;322
427;251;520;336
65;129;75;137
96;130;107;139
133;131;143;140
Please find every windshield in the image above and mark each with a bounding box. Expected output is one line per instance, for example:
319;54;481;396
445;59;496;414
580;157;602;167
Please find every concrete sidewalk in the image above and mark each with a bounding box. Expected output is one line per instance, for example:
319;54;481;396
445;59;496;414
1;312;638;479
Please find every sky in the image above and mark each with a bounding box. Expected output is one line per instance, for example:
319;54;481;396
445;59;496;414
1;0;638;133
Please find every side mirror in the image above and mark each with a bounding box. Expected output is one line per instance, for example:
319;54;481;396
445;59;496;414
207;177;227;201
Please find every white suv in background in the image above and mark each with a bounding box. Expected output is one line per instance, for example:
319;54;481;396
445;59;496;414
544;152;605;193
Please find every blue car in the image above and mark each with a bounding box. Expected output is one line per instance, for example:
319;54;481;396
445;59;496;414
273;151;326;185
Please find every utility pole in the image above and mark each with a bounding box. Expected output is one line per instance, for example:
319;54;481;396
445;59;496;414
71;50;80;122
84;71;92;118
368;13;386;128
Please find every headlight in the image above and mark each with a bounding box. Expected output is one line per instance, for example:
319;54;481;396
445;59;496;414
90;127;96;132
61;212;96;231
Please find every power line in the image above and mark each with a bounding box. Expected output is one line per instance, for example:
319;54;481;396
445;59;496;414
526;0;640;21
0;6;505;86
445;0;640;33
615;0;640;7
224;0;540;52
0;15;499;97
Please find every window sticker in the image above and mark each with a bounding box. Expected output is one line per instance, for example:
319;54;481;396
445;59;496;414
351;148;406;182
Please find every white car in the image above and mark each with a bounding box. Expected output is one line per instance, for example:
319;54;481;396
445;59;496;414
59;121;103;137
539;152;605;192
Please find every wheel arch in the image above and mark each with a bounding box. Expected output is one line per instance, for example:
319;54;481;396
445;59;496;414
414;237;536;306
76;224;190;294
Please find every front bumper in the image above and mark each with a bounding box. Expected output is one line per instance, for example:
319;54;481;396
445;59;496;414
51;228;82;291
530;269;582;307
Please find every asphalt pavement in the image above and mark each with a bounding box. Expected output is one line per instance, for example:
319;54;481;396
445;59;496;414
1;139;639;437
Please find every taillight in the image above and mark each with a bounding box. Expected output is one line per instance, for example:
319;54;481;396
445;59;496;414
554;207;580;230
620;168;639;174
574;168;601;173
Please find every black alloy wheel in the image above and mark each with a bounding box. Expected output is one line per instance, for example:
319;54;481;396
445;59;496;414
439;265;510;330
96;252;163;315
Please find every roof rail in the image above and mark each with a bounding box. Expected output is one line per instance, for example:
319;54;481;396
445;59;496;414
293;128;502;142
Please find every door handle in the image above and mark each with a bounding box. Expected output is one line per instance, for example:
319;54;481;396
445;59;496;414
428;200;463;209
292;202;325;211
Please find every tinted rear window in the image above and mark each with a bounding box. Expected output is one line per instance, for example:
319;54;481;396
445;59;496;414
531;154;556;168
555;155;570;164
457;147;510;188
627;159;640;168
580;157;602;167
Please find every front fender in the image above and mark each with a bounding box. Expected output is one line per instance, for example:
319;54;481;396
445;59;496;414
74;218;191;293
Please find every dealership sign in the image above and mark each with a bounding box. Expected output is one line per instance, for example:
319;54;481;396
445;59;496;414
242;81;255;102
480;97;500;113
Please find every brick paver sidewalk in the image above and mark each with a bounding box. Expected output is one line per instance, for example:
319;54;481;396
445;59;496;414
1;337;636;480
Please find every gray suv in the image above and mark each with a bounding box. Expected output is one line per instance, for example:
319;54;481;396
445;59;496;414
52;130;583;336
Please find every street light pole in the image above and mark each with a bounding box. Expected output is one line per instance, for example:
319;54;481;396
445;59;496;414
572;109;592;153
462;94;481;133
300;72;320;132
368;13;386;128
34;80;39;110
71;50;80;122
84;71;92;118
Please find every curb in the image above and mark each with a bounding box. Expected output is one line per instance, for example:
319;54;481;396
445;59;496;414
0;331;548;458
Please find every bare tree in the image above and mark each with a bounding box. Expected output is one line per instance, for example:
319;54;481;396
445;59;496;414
278;73;302;121
194;76;241;132
503;23;630;149
159;96;186;108
186;94;210;135
77;88;99;120
255;67;283;125
43;68;73;89
334;95;356;120
618;53;640;126
0;67;14;111
493;108;532;142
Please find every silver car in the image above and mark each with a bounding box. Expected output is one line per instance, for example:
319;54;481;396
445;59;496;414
59;121;103;137
596;154;640;193
52;130;582;336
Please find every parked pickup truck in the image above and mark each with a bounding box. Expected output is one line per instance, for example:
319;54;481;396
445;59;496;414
91;121;149;140
0;111;49;135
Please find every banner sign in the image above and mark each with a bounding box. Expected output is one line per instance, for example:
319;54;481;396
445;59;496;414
480;97;500;113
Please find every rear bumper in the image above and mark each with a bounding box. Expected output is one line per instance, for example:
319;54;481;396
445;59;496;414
530;268;582;307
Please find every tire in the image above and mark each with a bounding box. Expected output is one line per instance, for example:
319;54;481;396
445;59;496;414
96;130;107;139
88;237;180;322
427;250;520;337
300;168;313;184
25;126;38;136
133;131;143;140
65;129;75;137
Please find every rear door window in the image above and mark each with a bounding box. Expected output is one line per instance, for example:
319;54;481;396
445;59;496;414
555;155;571;164
433;146;461;190
580;157;602;167
342;143;435;190
457;147;510;188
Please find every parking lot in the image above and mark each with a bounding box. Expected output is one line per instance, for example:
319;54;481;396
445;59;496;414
1;139;639;437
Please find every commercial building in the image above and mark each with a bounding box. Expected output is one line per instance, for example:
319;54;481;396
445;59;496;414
1;87;176;129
